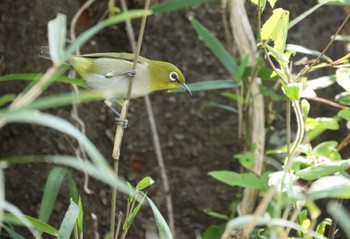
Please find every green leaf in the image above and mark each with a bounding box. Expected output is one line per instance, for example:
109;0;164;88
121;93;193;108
48;13;66;64
298;210;310;233
313;141;341;161
0;110;108;171
336;68;350;92
24;91;103;111
57;200;80;239
77;198;83;238
316;218;332;236
4;213;58;236
0;73;87;87
261;8;289;52
127;194;146;228
335;92;350;105
0;94;16;107
203;225;226;239
338;109;350;120
190;17;238;77
282;83;302;100
146;197;173;239
268;0;277;8
305;117;339;141
170;79;240;93
296;159;350;180
203;209;229;220
39;167;67;223
152;0;216;13
2;155;131;195
309;175;350;199
208;171;269;190
268;171;299;194
234;152;255;169
136;176;155;191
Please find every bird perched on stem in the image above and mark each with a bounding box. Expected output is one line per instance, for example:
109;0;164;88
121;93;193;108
39;46;192;100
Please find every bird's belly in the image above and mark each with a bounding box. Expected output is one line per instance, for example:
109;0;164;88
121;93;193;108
83;58;151;99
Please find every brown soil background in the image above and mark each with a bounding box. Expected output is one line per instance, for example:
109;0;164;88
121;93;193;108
0;0;346;238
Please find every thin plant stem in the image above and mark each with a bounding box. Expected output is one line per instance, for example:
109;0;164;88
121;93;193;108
300;10;350;79
110;1;151;238
114;212;123;239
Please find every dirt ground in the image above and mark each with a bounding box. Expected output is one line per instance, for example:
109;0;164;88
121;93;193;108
0;0;346;238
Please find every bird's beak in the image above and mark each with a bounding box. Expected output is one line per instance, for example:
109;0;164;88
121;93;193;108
179;83;192;96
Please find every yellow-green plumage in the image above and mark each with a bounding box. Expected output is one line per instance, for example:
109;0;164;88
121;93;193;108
67;53;189;99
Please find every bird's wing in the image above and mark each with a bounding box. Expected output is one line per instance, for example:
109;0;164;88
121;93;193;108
81;52;150;64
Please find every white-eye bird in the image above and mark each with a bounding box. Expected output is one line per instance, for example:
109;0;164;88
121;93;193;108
39;47;192;99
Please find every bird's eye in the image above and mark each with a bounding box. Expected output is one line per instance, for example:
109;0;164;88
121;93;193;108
169;72;178;82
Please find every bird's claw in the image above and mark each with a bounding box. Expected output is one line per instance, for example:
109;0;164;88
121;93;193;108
115;118;128;128
126;70;137;77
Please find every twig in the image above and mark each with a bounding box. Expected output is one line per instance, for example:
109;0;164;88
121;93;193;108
300;10;350;79
304;96;348;110
119;0;175;236
110;1;151;238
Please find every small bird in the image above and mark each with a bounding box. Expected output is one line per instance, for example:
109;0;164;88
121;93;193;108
39;47;192;100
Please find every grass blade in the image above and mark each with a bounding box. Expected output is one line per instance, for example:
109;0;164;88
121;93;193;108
152;0;215;13
147;197;173;239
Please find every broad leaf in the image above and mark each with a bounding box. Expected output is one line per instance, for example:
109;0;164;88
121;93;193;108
309;175;350;199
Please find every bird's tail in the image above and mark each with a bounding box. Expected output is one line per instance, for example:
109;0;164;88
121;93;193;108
37;46;52;60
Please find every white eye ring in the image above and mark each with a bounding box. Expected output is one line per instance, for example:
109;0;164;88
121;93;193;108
169;72;178;82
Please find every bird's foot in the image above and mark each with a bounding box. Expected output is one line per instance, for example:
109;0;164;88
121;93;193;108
115;117;128;128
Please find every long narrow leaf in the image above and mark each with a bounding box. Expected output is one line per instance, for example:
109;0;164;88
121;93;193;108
0;110;108;171
48;14;66;64
170;79;240;93
146;197;173;239
24;91;103;111
57;200;79;239
4;213;58;236
39;167;67;223
190;17;238;77
2;155;130;195
152;0;215;13
4;201;40;238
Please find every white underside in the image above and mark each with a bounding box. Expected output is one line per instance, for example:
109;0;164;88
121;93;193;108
83;58;151;99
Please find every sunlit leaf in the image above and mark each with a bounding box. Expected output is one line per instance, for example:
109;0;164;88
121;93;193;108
261;8;289;52
136;176;155;191
286;44;332;62
336;68;350;92
309;175;350;199
282;83;302;100
296;159;350;180
305;117;339;141
313;141;341;161
48;14;66;64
